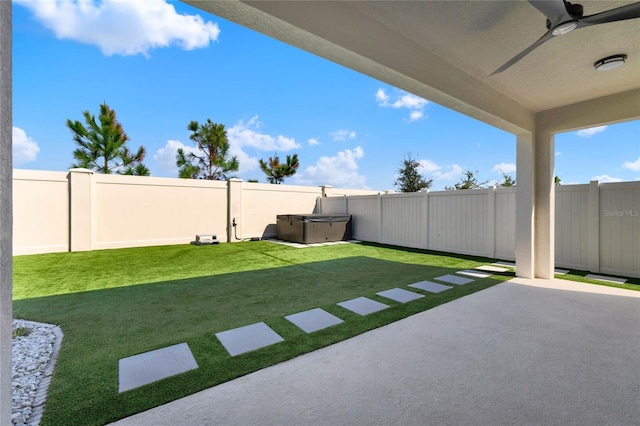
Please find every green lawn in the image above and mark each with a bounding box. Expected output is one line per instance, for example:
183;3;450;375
13;242;514;425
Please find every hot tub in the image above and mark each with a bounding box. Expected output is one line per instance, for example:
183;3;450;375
276;214;352;244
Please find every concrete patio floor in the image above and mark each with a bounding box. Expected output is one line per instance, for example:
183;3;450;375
110;278;640;426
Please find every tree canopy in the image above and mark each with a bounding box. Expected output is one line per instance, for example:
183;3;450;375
177;119;239;180
394;153;433;192
499;172;516;187
67;102;149;175
446;170;488;190
259;153;299;184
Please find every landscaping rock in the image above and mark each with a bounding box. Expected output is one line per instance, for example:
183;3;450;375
11;319;63;426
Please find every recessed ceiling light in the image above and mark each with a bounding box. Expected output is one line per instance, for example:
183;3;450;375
594;54;627;71
552;21;578;36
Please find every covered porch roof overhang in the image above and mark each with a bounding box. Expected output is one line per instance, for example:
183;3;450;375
185;1;640;134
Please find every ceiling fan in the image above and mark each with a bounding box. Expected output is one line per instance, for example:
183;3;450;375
491;0;640;75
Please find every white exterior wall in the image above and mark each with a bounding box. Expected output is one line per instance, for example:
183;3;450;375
555;185;590;269
345;195;380;242
494;188;516;260
380;192;425;249
320;182;639;278
318;196;347;214
599;181;640;277
428;190;489;256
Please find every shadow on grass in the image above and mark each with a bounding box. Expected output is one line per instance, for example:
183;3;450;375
15;255;508;426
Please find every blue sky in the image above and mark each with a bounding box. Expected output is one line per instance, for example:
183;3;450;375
11;0;640;190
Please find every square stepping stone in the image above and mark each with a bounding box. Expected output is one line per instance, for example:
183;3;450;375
554;268;570;275
285;308;344;333
435;274;474;286
337;297;389;316
457;269;492;279
118;343;198;393
216;322;284;357
377;288;424;303
493;261;516;268
585;274;627;284
475;265;509;273
409;281;452;294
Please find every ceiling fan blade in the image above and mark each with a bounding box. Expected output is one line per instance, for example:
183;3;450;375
578;2;640;27
529;0;572;26
490;29;555;76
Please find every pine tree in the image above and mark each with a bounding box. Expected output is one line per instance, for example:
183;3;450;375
177;119;239;180
499;172;516;187
259;153;299;184
67;102;149;175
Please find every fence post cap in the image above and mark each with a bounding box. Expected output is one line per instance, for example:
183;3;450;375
68;168;94;174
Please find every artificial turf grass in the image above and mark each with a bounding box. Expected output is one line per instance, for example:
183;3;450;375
555;270;640;291
13;242;511;426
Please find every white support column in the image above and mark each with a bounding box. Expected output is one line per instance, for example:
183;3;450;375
516;134;534;278
588;180;600;273
534;128;555;279
0;1;12;423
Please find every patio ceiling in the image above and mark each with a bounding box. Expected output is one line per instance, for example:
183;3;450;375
185;0;640;134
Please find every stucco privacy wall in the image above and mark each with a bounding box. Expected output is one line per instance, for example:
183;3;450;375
12;169;381;254
13;170;69;255
92;173;228;250
319;181;640;278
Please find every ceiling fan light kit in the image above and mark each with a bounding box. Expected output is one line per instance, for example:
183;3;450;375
491;0;640;75
594;54;627;71
552;20;578;35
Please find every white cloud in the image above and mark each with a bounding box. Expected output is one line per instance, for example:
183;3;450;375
12;127;40;166
294;146;367;189
577;126;607;137
376;88;428;123
555;152;563;156
14;0;220;56
330;129;356;142
622;156;640;172
408;110;424;122
153;139;196;176
225;116;299;174
592;174;623;183
308;138;320;146
435;164;464;181
227;116;300;152
492;162;516;174
417;159;463;181
375;88;389;104
418;160;441;174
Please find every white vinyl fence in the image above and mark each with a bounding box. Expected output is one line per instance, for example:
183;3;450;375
318;181;640;278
